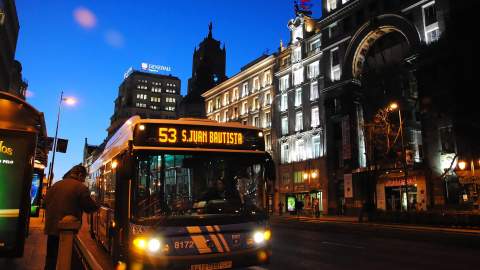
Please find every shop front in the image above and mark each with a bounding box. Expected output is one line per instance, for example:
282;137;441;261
376;172;427;211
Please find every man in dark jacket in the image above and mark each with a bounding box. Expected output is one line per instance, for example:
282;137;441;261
43;164;99;270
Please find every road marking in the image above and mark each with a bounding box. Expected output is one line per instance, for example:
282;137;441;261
322;241;366;249
248;266;268;270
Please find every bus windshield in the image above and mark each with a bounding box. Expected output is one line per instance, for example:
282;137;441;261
132;152;267;220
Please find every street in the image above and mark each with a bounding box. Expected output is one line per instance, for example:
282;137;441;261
238;226;480;270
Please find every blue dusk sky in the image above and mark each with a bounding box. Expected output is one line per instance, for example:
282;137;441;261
15;0;323;183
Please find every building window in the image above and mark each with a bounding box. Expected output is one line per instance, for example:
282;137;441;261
331;49;340;66
215;97;221;109
308;62;319;79
328;0;337;11
215;114;220;123
242;102;248;115
135;103;146;108
281;117;288;135
281;94;288;112
311;107;319;127
296;139;305;161
280;75;289;91
329;23;339;38
208;101;213;113
310;39;321;52
264;72;271;86
439;126;455;153
253;97;259;111
151;97;161;102
233;88;238;101
243;119;248;125
294;171;305;183
264;112;271;128
254;78;260;91
295;112;303;131
313;135;321;158
254;115;259;127
331;48;341;81
242;83;249;97
166;97;176;103
294;68;304;85
423;4;437;26
334;98;342;114
223;110;229;123
136;93;147;100
282;172;290;184
282;56;291;66
293;48;302;62
295;88;302;107
281;143;289;164
265;133;271;151
233;107;238;119
426;28;440;44
223;92;229;105
265;92;271;106
310;82;319;100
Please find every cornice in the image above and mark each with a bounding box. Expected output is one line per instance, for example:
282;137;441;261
320;0;363;25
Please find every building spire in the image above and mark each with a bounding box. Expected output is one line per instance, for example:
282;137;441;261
208;22;213;38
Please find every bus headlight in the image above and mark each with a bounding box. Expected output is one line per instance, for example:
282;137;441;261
133;238;147;249
148;239;161;252
254;232;264;243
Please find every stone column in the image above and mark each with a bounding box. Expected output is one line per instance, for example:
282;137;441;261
57;215;81;270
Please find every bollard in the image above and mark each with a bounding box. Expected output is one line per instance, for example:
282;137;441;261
57;215;82;270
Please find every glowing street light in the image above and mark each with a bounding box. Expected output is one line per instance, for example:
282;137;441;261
48;92;75;187
390;102;410;211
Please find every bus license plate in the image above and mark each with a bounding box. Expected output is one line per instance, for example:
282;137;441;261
190;261;232;270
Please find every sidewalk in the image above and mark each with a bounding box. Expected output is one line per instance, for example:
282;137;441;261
0;210;47;270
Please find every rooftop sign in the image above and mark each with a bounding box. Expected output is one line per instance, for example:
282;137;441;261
141;62;171;73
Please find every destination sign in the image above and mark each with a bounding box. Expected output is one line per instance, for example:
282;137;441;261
133;123;264;151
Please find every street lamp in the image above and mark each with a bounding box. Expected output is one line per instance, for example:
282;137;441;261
390;102;409;211
48;92;75;187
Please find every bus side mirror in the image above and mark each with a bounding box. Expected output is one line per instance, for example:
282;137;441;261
266;153;276;181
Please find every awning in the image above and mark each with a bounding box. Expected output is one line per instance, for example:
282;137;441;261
0;92;48;166
456;170;480;184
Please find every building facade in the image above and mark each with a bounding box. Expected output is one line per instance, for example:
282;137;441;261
273;13;328;215
0;0;20;94
107;70;181;138
202;54;275;151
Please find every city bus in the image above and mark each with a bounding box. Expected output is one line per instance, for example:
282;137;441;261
88;116;275;269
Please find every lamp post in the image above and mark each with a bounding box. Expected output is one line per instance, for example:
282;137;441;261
48;92;75;188
390;103;409;211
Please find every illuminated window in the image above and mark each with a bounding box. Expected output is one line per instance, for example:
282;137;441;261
308;62;319;79
254;115;259;127
281;117;288;135
208;101;213;113
328;0;337;11
331;49;341;81
294;171;305;183
311;107;319;127
310;82;319;100
265;133;271;151
281;143;289;164
310;39;321;52
295;112;303;131
223;92;229;105
313;136;321;158
294;68;304;85
264;72;271;86
280;75;289;91
232;88;238;101
296;139;305;161
151;97;161;102
242;102;248;115
135;103;146;108
242;83;249;97
281;94;288;112
216;97;221;109
293;48;302;62
264;93;272;106
295;88;302;107
282;56;291;66
136;94;147;100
